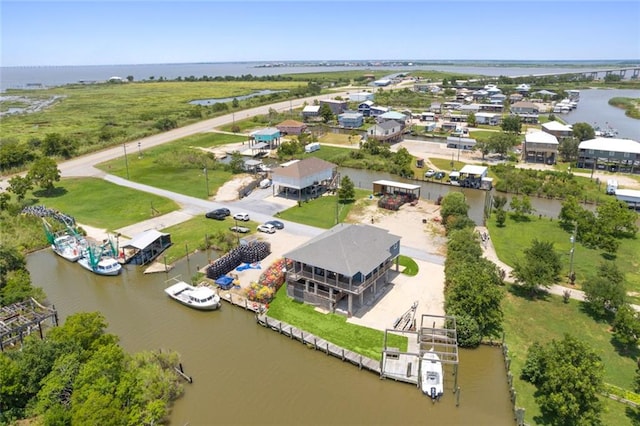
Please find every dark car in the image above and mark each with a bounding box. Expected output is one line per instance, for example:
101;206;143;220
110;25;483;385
434;171;446;180
205;208;230;220
265;220;284;230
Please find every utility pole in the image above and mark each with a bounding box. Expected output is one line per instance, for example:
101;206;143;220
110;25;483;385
203;167;209;198
569;222;577;283
123;143;130;179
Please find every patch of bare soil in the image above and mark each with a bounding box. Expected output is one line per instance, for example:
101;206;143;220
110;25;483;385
212;174;255;201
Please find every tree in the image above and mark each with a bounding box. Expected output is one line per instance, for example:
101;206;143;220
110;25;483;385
612;304;640;351
571;122;595;142
440;192;469;226
558;137;579;162
509;195;533;219
232;97;239;108
512;239;562;295
595;198;638;239
451;314;481;348
154;117;178;131
338;175;355;202
521;334;603;426
495;209;507;227
27;157;60;193
41;133;78;159
582;261;627;317
501;115;522;134
488;132;518;158
467;112;477;128
473;139;491;159
7;175;33;201
228;152;245;174
319;103;334;123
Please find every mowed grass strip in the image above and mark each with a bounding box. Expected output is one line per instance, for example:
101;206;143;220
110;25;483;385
96;132;246;199
487;214;640;301
502;287;638;425
268;285;407;361
277;189;371;229
32;177;179;230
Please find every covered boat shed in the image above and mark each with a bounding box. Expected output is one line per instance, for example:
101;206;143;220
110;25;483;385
372;180;421;199
121;229;172;265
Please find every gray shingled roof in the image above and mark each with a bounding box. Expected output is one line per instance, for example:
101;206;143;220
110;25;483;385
271;157;336;180
284;223;401;277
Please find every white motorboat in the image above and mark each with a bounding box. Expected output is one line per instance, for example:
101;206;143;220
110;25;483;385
420;349;444;400
51;234;85;262
164;279;221;311
78;256;122;276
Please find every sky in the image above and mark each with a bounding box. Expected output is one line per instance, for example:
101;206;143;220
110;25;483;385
1;1;639;67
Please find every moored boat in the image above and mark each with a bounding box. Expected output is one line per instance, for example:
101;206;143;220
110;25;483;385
78;255;122;276
164;278;221;310
420;348;444;400
51;233;85;262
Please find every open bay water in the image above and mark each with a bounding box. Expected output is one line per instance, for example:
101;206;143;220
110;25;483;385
0;61;630;91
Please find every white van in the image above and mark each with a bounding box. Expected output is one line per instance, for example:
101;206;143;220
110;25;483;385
606;179;618;195
305;142;320;153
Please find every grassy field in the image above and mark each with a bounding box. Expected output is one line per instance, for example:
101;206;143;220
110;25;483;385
267;285;408;361
277;189;371;229
1;80;305;153
487;214;640;303
96;132;246;199
31;177;179;231
502;287;638;425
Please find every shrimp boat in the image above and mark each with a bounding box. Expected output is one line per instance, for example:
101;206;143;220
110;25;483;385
420;348;444;401
78;239;122;276
51;233;86;262
164;277;221;311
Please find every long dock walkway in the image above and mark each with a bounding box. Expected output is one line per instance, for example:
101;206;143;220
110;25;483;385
256;313;381;374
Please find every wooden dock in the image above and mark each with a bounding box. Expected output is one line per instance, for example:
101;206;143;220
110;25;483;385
219;290;265;314
256;314;381;374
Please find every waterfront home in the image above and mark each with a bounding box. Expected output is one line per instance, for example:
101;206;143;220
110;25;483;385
271;157;337;200
357;100;375;117
338;111;364;128
250;128;281;149
541;121;573;138
378;111;407;125
577;137;640;173
523;130;559;164
276;119;307;135
284;223;401;315
367;120;403;143
510;101;539;115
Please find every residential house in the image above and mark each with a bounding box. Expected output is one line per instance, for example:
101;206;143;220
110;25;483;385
541;121;573;138
271;157;338;200
367;120;403;143
302;105;320;119
284;223;401;315
338;111;364;128
511;101;539;115
578;138;640;172
378;111;407;125
320;99;347;115
489;93;507;105
357;100;375;117
250;127;281;149
509;93;524;104
276;119;307;135
475;112;501;126
524;130;559;164
515;83;531;95
369;105;389;117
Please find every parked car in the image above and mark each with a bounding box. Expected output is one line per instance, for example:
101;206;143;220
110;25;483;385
229;225;250;234
233;212;250;221
265;220;284;230
259;178;272;189
257;224;276;234
424;169;436;178
434;171;446;180
205;208;231;220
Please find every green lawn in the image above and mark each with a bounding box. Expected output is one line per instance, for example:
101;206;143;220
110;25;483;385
96;132;246;199
429;157;467;172
487;214;640;302
398;255;419;276
502;287;638;425
267;285;407;361
277;189;371;229
31;177;179;231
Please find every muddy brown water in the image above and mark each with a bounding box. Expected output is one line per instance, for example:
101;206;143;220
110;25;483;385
28;249;514;425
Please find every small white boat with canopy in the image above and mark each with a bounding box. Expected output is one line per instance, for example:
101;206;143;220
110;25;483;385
164;277;221;311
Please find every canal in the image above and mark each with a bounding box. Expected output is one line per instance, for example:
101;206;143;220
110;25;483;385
28;249;514;425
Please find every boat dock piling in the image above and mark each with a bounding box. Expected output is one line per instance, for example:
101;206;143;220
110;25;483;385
256;313;381;374
174;363;193;383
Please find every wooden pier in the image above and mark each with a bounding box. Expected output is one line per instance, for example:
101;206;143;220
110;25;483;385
256;314;381;374
219;290;265;314
1;298;58;351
